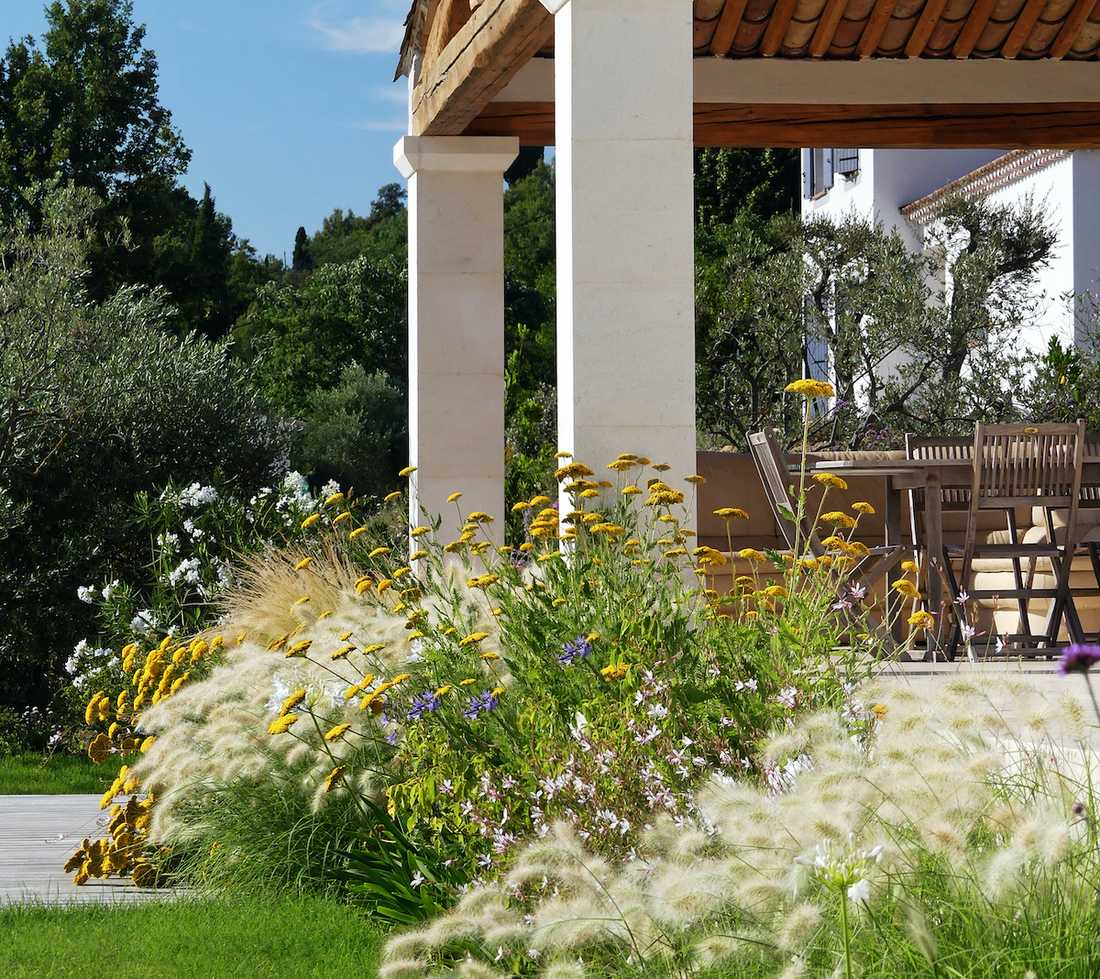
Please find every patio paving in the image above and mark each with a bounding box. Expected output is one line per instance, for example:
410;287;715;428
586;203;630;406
0;794;161;905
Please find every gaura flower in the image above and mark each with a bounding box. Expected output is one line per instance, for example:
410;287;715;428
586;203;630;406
324;723;352;742
301;513;321;530
812;472;848;491
852;501;876;515
785;379;835;398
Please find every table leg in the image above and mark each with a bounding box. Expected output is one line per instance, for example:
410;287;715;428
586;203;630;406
924;474;945;652
883;479;902;639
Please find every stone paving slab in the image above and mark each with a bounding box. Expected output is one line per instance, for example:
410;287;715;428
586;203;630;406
0;795;160;905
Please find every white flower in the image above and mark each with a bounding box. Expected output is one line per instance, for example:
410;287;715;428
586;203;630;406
409;871;425;888
77;585;96;604
847;878;871;903
131;610;158;635
179;482;218;508
182;518;204;539
101;580;120;601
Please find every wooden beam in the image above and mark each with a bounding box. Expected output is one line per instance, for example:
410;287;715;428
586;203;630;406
952;0;996;58
760;0;800;55
1000;0;1047;58
710;0;750;56
423;0;471;74
905;0;950;56
467;100;1100;149
1049;0;1099;58
412;0;553;137
857;0;900;57
809;0;850;57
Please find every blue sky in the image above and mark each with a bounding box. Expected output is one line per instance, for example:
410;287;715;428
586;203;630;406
5;1;412;259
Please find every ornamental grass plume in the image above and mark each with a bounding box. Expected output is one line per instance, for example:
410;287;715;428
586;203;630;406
384;675;1100;978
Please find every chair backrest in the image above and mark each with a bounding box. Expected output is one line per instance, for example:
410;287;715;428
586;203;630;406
905;434;973;511
748;429;823;555
969;422;1086;514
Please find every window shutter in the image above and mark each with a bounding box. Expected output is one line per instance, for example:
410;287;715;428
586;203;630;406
834;148;860;176
802;148;813;199
822;148;835;191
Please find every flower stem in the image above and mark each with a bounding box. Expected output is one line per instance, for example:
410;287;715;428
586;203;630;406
1084;672;1100;728
839;893;854;979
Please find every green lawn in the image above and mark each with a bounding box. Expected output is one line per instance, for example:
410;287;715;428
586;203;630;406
0;895;385;978
0;753;126;795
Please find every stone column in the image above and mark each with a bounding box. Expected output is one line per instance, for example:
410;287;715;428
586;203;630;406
543;0;697;528
394;136;519;546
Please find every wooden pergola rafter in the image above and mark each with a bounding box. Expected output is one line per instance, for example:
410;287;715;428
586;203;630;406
400;0;1100;149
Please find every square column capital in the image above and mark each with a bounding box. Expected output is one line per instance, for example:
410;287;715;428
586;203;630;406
394;136;519;180
539;0;569;11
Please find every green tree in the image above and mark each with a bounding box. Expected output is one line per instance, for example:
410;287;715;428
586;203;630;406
308;184;408;268
695;148;799;235
292;226;314;273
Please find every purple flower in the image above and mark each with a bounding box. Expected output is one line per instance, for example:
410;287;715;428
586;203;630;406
558;636;592;666
464;690;499;720
1059;644;1100;675
407;690;441;721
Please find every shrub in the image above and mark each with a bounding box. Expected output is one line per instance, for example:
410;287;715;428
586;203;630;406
68;435;893;920
0;182;288;712
383;676;1099;977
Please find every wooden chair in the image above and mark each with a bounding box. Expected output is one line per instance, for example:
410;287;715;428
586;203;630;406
748;429;904;593
906;434;1035;654
943;421;1087;657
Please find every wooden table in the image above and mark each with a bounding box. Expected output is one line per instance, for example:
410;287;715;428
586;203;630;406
805;457;1100;641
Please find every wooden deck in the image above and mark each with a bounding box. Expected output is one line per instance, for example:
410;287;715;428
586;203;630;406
0;795;160;905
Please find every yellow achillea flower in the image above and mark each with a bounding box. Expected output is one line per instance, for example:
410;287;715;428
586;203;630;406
530;495;552;507
301;513;321;530
762;585;787;598
355;576;373;594
607;459;636;472
512;500;531;512
323;766;346;792
459;678;477;686
663;547;688;558
87;733;110;764
466;511;494;524
821;511;857;529
852;501;876;515
519;542;534;553
652;463;670;472
391;673;412;685
901;560;919;574
893;579;921;599
410;526;431;539
738;548;766;563
552;597;567;608
84;691;105;726
362;642;387;656
384;491;402;504
331;644;356;661
140;735;157;753
821;535;846;549
398;466;417;477
324;723;352;742
622;485;642;496
393;566;412;580
908;610;935;631
447;491;463;503
871;703;888;718
812;472;848;491
601;663;631;681
578;488;599;499
377;579;393;594
285;639;313;659
537;550;562;562
268;714;298;735
785;379;835;398
444;539;467;553
435;685;453;696
480;651;500;661
333;511;352;526
409;549;429;562
685;474;705;485
845;541;870;558
369;546;391;559
325;492;344;507
459;632;489;647
714;507;749;520
349;527;369;541
280;689;307;714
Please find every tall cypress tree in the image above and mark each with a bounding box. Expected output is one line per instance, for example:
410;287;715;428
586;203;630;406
292;226;314;273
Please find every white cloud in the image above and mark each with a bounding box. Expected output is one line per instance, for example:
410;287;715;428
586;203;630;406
307;2;406;54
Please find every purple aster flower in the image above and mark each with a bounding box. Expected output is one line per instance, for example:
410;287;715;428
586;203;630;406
407;690;441;721
558;636;593;666
464;690;499;720
1059;644;1100;675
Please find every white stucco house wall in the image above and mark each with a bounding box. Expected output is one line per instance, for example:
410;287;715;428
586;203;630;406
801;147;1100;360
